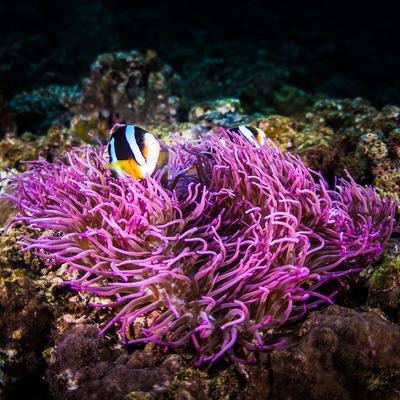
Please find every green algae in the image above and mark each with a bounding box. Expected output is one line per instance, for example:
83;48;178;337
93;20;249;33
367;368;400;392
370;255;400;292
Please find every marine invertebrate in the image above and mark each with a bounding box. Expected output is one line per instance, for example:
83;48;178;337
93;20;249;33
2;130;397;365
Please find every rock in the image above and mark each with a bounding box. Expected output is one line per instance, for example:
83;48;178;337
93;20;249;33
0;125;83;171
71;50;181;139
46;324;180;400
42;305;400;399
270;305;400;400
187;97;255;128
368;241;400;317
0;276;52;399
254;98;400;196
0;94;15;138
9;85;81;134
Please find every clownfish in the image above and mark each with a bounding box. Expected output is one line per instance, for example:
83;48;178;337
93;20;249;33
107;124;161;179
226;125;266;147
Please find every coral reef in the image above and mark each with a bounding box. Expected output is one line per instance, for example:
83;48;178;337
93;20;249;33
270;305;400;400
0;125;83;171
0;225;51;399
0;94;15;138
254;99;400;199
189;98;243;122
187;97;253;128
1;4;400;396
72;50;181;137
2;130;396;366
0;171;17;226
300;99;400;193
46;324;182;400
367;240;400;316
9;85;81;134
36;306;400;400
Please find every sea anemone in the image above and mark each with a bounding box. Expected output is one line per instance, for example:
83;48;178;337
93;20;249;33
2;128;397;364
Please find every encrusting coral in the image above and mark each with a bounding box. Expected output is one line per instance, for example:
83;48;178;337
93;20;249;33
1;128;397;365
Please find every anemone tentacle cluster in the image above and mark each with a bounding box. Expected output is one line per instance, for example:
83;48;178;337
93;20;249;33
2;128;397;364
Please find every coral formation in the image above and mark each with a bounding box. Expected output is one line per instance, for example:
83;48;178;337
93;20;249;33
254;99;400;199
270;305;400;400
0;226;52;399
189;98;243;122
367;240;400;315
0;94;15;138
40;305;400;400
2;130;396;365
73;50;181;133
9;85;81;134
188;97;253;128
45;324;183;400
0;125;83;171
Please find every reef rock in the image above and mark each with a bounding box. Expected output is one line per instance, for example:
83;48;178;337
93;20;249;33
255;98;400;198
0;226;52;399
46;324;184;400
270;305;400;400
42;305;400;400
72;50;181;140
0;94;15;138
9;85;81;135
367;240;400;318
0;125;83;171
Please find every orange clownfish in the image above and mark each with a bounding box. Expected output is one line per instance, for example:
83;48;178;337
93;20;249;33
107;124;161;179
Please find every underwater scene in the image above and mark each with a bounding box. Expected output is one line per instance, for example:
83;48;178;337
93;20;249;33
0;1;400;399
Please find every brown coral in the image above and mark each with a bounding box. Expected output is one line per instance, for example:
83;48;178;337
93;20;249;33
0;125;82;171
270;305;400;400
72;49;181;136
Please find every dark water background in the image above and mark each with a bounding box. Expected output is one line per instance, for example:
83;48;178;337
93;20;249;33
0;0;399;106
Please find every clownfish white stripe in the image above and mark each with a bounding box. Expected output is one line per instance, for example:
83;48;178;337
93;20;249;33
225;125;266;147
126;125;147;166
143;132;160;174
109;137;117;163
239;126;255;143
238;126;260;147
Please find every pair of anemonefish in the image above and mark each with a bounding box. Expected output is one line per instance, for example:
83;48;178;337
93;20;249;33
107;124;266;179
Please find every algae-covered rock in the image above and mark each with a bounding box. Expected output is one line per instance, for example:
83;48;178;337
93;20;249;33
270;305;400;400
9;85;81;134
72;49;181;135
46;324;178;400
0;271;52;399
254;98;400;198
368;241;400;316
0;94;15;138
41;305;400;400
188;97;254;129
271;85;318;116
0;125;83;171
189;98;244;121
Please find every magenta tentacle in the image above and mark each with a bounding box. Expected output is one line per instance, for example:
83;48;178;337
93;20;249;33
1;128;397;365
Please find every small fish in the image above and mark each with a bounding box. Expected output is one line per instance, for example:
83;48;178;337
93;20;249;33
227;125;266;147
108;124;160;179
